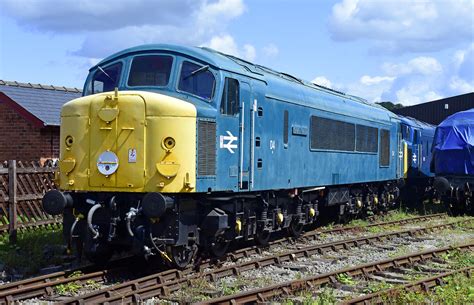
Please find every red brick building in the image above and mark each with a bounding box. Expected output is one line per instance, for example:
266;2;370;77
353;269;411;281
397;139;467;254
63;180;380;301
0;80;82;161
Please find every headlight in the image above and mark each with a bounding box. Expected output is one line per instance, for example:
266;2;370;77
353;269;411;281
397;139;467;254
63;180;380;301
163;137;176;150
65;135;74;147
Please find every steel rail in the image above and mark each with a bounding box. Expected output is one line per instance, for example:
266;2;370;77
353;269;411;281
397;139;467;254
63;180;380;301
0;213;449;304
342;266;473;305
304;213;446;239
228;213;447;261
202;242;474;304
0;256;137;304
62;218;472;304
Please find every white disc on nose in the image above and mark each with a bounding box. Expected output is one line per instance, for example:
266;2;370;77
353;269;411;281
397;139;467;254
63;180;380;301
97;151;119;175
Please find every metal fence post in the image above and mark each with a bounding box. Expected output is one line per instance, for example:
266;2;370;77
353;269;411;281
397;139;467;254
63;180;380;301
8;160;17;243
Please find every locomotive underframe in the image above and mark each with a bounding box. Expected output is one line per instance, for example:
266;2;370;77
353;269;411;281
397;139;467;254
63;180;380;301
58;179;400;267
436;176;473;216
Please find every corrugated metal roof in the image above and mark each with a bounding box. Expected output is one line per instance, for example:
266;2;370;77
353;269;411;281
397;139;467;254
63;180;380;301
0;80;82;126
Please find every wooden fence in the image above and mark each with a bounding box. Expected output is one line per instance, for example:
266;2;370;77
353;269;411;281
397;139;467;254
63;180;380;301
0;160;61;242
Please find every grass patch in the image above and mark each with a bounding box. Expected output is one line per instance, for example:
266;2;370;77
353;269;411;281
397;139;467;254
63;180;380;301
389;245;409;258
363;281;394;293
336;273;357;285
383;273;474;305
174;274;274;302
441;249;474;269
0;226;64;276
281;288;337;305
380;209;413;222
282;288;337;305
348;218;369;227
54;271;101;295
348;209;423;232
320;223;335;231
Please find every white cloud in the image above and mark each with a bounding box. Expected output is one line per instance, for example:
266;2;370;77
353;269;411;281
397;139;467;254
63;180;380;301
203;34;240;56
395;86;443;106
243;44;256;61
0;0;200;32
360;75;395;85
65;0;248;59
311;76;333;88
201;34;256;61
329;0;474;53
448;43;474;94
449;76;474;93
408;57;443;75
262;44;279;58
454;43;474;80
344;77;394;103
382;56;443;76
334;44;474;106
196;0;245;35
1;0;249;60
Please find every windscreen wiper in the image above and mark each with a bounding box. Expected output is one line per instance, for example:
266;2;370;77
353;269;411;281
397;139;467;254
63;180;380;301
184;65;209;80
97;66;116;83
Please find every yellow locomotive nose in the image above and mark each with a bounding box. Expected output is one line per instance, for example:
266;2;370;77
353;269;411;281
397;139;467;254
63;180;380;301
58;90;197;193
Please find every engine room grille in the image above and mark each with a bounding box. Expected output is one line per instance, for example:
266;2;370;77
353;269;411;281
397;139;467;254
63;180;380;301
356;125;378;153
198;120;216;176
310;116;355;151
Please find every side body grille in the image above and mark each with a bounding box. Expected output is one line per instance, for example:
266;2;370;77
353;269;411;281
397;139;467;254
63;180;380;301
197;120;216;176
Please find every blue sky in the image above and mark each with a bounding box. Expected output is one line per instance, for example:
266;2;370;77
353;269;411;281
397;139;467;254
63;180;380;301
0;0;473;105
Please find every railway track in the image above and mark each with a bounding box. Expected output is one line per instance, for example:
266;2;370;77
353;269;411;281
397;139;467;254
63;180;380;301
0;213;455;304
0;256;139;304
342;266;473;305
228;212;447;261
201;243;474;304
60;218;471;304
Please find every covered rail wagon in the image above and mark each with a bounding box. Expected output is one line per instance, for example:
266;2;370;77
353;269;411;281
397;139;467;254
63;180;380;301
432;109;474;215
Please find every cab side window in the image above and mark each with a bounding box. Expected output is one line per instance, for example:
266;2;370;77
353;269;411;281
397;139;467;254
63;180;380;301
220;78;239;116
401;124;410;141
413;130;420;144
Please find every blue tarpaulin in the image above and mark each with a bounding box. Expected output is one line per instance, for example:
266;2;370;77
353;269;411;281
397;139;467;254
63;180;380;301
433;109;474;175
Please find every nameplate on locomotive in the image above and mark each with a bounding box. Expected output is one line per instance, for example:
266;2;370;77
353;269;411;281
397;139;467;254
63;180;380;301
292;126;308;136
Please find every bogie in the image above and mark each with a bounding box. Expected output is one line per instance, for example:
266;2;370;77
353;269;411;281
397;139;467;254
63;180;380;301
58;179;400;268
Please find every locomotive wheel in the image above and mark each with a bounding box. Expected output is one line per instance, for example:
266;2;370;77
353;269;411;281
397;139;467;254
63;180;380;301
288;220;304;238
169;245;194;269
209;237;230;258
255;230;271;246
83;227;113;266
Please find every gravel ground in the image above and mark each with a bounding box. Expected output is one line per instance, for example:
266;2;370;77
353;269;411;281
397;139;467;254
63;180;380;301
203;215;461;271
162;219;473;303
17;215;472;304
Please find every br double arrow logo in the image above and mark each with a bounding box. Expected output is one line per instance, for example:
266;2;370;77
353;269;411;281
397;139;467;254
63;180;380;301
220;131;238;154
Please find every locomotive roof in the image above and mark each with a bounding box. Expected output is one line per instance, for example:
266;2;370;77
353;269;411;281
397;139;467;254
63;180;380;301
398;115;436;131
94;44;398;123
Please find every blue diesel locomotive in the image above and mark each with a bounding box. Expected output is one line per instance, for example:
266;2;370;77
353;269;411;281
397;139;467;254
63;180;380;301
399;116;436;206
43;44;434;267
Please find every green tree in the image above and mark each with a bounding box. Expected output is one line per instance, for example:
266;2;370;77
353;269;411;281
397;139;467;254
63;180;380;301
376;101;404;111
